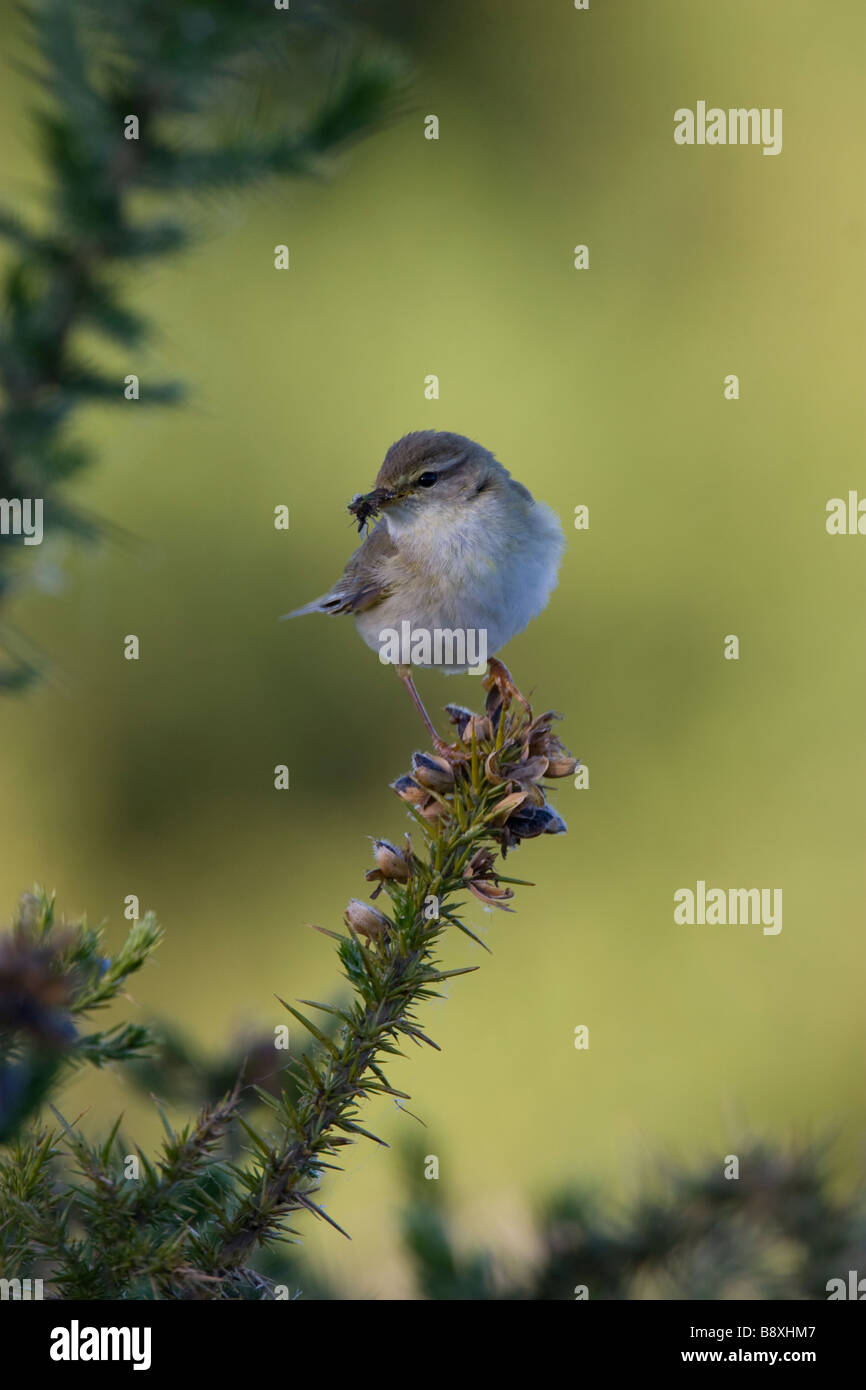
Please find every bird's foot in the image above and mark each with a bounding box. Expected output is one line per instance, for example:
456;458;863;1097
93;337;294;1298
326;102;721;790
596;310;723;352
483;657;532;719
432;733;470;766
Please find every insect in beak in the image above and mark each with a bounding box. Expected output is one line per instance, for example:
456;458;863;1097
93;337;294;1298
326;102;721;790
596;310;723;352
347;487;395;531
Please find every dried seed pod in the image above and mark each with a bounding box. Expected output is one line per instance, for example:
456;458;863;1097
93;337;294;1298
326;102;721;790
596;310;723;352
465;714;494;743
445;705;493;745
463;849;515;911
467;879;515;909
372;839;411;881
521;781;548;807
445;704;474;738
412;751;455;792
391;775;429;806
344;898;390;945
485;749;549;786
417;796;449;824
488;790;529;821
525;711;577;776
498;802;568;850
546;753;578;777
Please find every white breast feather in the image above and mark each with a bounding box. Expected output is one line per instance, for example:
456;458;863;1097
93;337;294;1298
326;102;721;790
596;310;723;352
354;493;564;671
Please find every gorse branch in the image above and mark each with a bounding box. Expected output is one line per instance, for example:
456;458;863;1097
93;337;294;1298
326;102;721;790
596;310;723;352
0;888;163;1142
0;679;576;1297
0;0;404;687
204;676;575;1273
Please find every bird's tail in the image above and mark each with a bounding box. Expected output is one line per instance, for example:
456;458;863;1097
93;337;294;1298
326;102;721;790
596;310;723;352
279;593;342;621
280;600;321;620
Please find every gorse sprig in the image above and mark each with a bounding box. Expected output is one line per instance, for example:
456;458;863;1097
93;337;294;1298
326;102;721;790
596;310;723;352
0;0;404;687
201;675;575;1273
0;888;162;1142
6;690;862;1302
0;680;576;1297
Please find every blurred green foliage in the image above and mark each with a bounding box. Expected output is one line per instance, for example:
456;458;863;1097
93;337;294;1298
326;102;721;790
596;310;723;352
0;0;404;685
392;1139;866;1301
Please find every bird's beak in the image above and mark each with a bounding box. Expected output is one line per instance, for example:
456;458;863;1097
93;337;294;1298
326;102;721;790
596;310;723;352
347;486;396;531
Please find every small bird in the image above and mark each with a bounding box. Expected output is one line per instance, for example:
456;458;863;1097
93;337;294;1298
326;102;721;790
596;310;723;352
284;430;564;753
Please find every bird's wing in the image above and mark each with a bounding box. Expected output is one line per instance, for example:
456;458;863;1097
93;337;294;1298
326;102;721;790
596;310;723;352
282;520;397;619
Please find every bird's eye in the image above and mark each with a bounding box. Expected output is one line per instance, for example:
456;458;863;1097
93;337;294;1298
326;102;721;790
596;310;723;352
418;471;438;488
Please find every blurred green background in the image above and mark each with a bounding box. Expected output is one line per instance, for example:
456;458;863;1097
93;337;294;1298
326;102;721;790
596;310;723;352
1;0;863;1296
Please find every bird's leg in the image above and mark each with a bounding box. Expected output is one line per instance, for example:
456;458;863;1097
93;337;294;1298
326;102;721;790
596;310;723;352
397;665;439;742
396;666;467;763
483;656;532;719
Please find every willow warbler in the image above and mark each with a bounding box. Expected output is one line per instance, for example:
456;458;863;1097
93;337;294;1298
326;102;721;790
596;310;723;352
284;430;564;749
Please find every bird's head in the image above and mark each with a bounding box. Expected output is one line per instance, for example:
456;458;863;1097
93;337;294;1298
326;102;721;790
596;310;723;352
348;430;512;533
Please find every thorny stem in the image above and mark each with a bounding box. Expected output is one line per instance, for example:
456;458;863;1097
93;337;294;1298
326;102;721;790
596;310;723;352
0;685;573;1296
206;686;575;1273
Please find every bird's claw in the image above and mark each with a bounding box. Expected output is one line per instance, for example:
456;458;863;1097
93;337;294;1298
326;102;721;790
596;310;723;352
483;657;532;719
432;734;470;765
